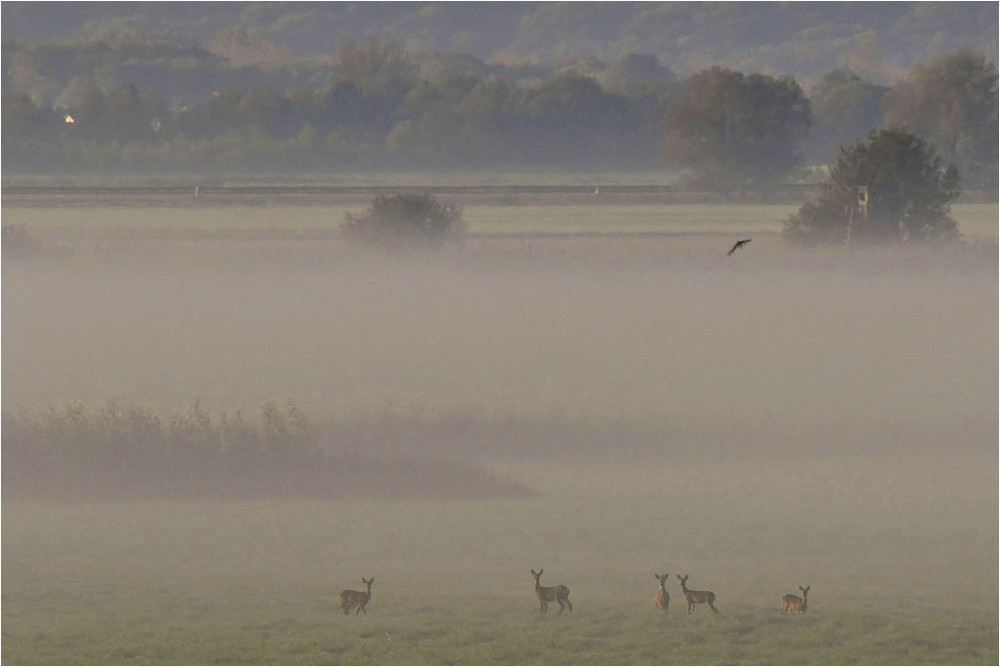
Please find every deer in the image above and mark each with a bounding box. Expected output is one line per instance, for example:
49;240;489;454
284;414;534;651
782;585;809;614
338;577;374;615
654;573;670;613
531;568;572;614
677;574;718;614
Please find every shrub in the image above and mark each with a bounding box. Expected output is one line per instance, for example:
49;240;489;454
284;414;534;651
1;399;528;500
784;128;961;245
342;193;464;248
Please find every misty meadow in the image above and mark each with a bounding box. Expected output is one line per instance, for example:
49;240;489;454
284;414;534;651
2;2;998;665
2;192;997;664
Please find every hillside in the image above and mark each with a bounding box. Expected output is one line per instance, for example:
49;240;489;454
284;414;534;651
3;2;996;84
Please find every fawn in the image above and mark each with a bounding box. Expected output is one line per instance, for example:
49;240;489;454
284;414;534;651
531;568;572;614
782;585;809;614
677;574;718;614
654;573;670;613
338;577;374;615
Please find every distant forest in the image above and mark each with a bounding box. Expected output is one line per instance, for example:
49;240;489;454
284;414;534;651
2;3;997;187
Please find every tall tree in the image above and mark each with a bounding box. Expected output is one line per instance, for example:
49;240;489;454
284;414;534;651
662;67;811;191
883;50;998;191
805;68;887;164
338;37;417;134
784;128;960;245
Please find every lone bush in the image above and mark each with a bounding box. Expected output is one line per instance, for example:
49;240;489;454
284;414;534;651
342;193;464;248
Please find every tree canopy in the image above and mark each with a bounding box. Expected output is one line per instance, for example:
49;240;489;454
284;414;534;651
661;68;811;191
784;128;961;245
1;20;996;189
342;193;465;249
805;68;888;164
882;49;998;190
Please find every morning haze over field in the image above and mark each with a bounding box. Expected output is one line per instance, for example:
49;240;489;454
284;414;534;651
2;3;997;665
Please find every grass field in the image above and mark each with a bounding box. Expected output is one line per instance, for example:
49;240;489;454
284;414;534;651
3;456;996;665
3;196;997;664
2;202;996;238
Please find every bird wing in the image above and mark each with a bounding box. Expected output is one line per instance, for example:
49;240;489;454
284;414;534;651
727;239;751;255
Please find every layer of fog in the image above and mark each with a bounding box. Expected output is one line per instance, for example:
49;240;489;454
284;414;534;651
3;234;996;465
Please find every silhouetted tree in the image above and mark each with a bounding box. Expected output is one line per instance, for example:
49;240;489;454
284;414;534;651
805;68;887;164
663;67;811;191
342;193;464;248
784;128;960;244
338;37;417;134
524;72;630;164
883;49;998;191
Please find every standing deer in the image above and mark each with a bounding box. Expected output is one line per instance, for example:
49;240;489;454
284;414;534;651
677;574;719;614
654;573;670;613
338;577;374;615
782;585;809;614
531;568;572;614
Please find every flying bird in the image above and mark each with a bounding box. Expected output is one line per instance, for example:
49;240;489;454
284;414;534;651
727;238;751;255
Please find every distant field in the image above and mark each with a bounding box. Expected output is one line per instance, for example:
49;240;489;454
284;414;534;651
2;202;995;238
3;459;996;665
0;203;796;239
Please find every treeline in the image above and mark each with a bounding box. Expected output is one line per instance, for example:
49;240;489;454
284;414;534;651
3;32;997;189
1;399;528;501
5;3;994;82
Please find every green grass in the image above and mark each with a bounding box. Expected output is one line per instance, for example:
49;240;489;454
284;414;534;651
467;204;799;235
951;203;1000;237
3;202;994;238
3;461;996;665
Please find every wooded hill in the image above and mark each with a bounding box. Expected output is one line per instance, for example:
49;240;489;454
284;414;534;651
4;2;996;83
2;3;996;186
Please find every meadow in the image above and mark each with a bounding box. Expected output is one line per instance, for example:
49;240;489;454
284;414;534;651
2;459;996;665
2;193;997;664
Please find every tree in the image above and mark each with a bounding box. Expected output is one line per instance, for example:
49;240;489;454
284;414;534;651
662;67;811;191
209;26;292;68
883;50;998;191
597;53;676;97
338;37;417;134
241;84;299;140
103;84;164;142
342;193;464;248
804;68;887;164
524;72;630;165
783;128;960;245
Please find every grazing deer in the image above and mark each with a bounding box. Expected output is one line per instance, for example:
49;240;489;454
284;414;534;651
531;568;572;614
338;577;374;615
654;573;670;613
782;585;809;614
677;574;718;614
